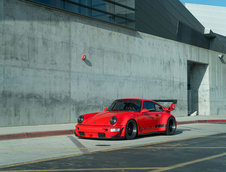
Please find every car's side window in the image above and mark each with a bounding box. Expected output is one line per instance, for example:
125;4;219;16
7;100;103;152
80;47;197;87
143;101;156;112
156;104;163;112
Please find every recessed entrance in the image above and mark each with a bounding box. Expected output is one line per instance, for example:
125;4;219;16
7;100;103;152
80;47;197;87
187;61;209;116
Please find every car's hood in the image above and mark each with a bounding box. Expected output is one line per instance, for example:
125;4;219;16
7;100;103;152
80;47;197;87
82;111;135;126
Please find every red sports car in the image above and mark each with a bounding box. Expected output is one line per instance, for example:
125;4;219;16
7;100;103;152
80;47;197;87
75;99;177;140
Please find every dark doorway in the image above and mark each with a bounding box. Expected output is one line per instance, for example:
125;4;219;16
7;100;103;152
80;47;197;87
187;61;209;116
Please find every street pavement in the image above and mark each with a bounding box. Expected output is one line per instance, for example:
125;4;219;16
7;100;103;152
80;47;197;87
0;115;226;170
1;132;226;172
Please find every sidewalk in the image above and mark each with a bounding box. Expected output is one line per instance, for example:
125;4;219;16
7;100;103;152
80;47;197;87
0;115;226;141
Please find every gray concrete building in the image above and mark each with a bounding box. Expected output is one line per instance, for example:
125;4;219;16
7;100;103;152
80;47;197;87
0;0;226;127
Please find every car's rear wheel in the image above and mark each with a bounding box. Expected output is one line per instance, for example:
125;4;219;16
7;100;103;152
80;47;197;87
165;117;176;135
125;120;137;140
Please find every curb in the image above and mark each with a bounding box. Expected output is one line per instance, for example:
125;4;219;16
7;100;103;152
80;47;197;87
0;129;74;141
1;120;226;141
177;120;226;125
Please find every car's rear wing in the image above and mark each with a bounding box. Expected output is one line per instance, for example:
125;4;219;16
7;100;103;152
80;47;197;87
153;99;177;112
153;100;177;104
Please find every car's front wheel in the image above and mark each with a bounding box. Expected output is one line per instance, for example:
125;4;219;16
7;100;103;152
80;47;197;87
165;117;176;135
125;120;137;140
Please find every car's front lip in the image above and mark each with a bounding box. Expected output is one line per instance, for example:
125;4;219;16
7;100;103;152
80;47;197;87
75;124;125;139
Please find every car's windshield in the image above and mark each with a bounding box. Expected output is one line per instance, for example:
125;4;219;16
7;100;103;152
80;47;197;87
108;99;142;112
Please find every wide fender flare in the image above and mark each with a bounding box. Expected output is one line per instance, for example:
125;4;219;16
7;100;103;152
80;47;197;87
118;114;137;136
160;114;177;126
119;113;136;125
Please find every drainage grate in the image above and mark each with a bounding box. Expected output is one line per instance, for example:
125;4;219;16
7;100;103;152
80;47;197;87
96;144;111;147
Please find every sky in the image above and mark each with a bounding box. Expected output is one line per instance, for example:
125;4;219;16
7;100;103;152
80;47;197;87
180;0;226;7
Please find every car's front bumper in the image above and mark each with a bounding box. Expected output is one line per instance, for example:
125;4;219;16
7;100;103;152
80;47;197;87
75;124;125;139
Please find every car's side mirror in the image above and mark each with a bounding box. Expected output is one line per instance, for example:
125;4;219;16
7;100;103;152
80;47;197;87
104;108;108;112
141;109;149;113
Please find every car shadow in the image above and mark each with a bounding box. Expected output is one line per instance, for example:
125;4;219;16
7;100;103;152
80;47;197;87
76;129;190;141
134;128;189;140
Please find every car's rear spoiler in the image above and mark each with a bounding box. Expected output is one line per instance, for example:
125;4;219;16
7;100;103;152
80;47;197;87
153;100;177;104
153;99;177;112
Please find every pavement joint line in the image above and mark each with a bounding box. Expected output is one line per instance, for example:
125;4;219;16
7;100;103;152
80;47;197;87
134;146;226;149
0;133;219;170
0;147;90;151
0;167;165;172
150;152;226;172
67;136;89;153
1;146;226;151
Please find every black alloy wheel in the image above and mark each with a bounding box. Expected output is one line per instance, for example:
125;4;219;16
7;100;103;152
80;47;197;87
125;120;137;140
166;116;176;135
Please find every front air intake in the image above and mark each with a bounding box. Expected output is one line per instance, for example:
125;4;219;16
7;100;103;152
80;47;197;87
98;133;105;138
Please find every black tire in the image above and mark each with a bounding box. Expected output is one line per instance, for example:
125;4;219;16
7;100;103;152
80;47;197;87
125;120;137;140
165;117;176;135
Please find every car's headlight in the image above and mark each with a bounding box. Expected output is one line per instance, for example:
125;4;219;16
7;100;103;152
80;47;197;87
77;115;84;123
110;116;117;125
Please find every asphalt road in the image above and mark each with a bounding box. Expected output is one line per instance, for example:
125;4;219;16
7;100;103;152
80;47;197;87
0;126;226;172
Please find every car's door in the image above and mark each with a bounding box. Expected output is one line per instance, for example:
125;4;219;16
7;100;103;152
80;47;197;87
138;101;158;133
154;103;164;128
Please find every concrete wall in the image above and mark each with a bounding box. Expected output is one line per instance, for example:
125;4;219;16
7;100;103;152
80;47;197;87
209;51;226;116
0;0;225;126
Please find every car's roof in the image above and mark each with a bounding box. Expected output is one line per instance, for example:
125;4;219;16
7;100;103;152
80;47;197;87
116;98;154;102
